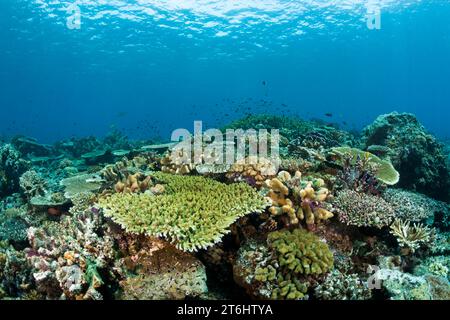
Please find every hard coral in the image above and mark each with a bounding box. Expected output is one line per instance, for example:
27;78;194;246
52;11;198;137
264;171;334;229
98;172;270;252
333;190;395;228
389;219;434;254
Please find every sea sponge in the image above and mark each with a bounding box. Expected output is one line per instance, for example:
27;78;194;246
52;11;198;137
267;229;334;276
98;172;270;252
264;171;334;228
329;147;399;185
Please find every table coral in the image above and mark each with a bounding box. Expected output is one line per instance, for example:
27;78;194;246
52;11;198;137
98;172;270;252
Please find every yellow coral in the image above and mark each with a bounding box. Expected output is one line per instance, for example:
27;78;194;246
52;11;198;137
264;171;333;227
98;172;270;252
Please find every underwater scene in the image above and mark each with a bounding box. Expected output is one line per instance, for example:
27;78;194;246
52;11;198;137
0;0;449;302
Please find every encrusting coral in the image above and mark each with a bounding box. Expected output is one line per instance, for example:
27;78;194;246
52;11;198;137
98;172;270;252
264;170;334;229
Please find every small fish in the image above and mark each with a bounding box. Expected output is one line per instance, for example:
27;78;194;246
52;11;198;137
325;113;333;117
262;81;266;86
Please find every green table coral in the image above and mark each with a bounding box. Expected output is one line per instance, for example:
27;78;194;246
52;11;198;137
98;172;270;252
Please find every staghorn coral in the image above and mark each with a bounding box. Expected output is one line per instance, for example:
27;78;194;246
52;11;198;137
389;219;435;254
333;190;395;228
264;171;334;229
314;269;372;300
383;188;448;222
19;170;47;200
98;172;270;252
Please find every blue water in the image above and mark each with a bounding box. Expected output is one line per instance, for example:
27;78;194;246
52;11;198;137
1;0;449;143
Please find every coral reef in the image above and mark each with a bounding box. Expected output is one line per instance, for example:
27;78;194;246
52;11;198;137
19;170;47;200
25;210;115;300
0;114;449;301
98;172;270;252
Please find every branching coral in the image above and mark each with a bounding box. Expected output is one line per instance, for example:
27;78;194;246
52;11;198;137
389;219;434;254
264;170;334;228
98;172;270;252
333;190;395;228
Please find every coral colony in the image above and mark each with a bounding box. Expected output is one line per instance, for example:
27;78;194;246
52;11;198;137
0;113;449;300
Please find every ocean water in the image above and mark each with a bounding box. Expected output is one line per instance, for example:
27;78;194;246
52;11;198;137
0;1;449;142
